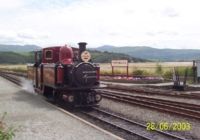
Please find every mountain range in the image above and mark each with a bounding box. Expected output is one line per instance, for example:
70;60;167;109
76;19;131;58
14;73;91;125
92;45;200;61
1;44;200;62
0;44;147;64
0;44;41;52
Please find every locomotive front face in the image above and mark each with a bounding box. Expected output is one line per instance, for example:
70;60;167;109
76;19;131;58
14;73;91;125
72;62;98;87
58;44;100;88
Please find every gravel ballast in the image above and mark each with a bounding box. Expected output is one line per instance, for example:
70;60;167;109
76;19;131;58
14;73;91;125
99;98;200;140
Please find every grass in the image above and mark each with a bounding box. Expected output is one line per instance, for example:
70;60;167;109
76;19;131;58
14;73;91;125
100;62;194;78
0;113;16;140
0;62;194;79
0;64;27;73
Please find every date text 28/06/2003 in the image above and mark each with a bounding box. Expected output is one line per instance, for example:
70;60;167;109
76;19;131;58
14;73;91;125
146;121;192;131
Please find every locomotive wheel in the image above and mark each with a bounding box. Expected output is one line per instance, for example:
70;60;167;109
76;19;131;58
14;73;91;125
53;90;59;104
57;92;65;106
41;86;56;103
41;85;48;95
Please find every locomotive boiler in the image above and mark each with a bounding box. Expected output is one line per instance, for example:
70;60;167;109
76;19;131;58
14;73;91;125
27;42;102;107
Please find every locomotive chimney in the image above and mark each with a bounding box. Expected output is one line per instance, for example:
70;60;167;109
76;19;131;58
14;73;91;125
78;42;87;61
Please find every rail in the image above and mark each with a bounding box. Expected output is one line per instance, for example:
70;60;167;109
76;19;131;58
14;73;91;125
81;107;187;140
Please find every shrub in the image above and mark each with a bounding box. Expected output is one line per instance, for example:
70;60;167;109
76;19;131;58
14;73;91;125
155;63;163;75
163;70;173;79
0;112;16;140
187;67;194;77
132;69;145;76
175;67;193;77
100;70;111;75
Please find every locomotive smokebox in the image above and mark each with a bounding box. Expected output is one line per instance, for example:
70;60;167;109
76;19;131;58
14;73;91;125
78;42;87;61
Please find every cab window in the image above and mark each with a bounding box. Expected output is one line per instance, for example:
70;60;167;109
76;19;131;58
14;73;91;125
45;50;53;60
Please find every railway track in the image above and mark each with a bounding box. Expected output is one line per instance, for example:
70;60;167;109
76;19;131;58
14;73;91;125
97;89;200;120
81;107;187;140
99;89;200;111
105;85;200;99
0;72;21;86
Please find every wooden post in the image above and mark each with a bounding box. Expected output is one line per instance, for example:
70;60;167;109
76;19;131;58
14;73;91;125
112;66;114;77
126;66;129;78
192;60;196;83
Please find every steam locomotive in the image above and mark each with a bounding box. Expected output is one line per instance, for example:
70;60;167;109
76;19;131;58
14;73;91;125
27;42;102;107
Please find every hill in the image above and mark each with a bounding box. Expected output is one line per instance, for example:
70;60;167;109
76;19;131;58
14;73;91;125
94;45;200;61
2;44;200;62
0;44;41;52
89;50;147;63
0;52;34;64
0;50;148;64
0;44;148;64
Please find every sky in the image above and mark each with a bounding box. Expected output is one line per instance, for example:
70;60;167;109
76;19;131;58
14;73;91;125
0;0;200;49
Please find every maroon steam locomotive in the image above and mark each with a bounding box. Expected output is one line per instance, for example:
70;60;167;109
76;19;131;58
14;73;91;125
27;42;102;107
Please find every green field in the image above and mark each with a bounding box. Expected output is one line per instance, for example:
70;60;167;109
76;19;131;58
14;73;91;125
0;64;27;73
100;62;193;78
0;62;194;79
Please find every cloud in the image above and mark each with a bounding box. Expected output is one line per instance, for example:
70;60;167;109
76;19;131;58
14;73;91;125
17;30;49;39
162;7;179;17
24;0;76;10
146;31;179;36
0;0;24;10
0;0;200;49
0;30;49;45
0;33;23;44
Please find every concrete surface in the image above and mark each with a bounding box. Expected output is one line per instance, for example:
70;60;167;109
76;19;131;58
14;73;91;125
101;81;173;87
0;76;121;140
101;81;200;88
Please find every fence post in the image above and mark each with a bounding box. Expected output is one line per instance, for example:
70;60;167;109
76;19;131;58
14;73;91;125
126;66;129;78
192;60;197;83
112;66;114;77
